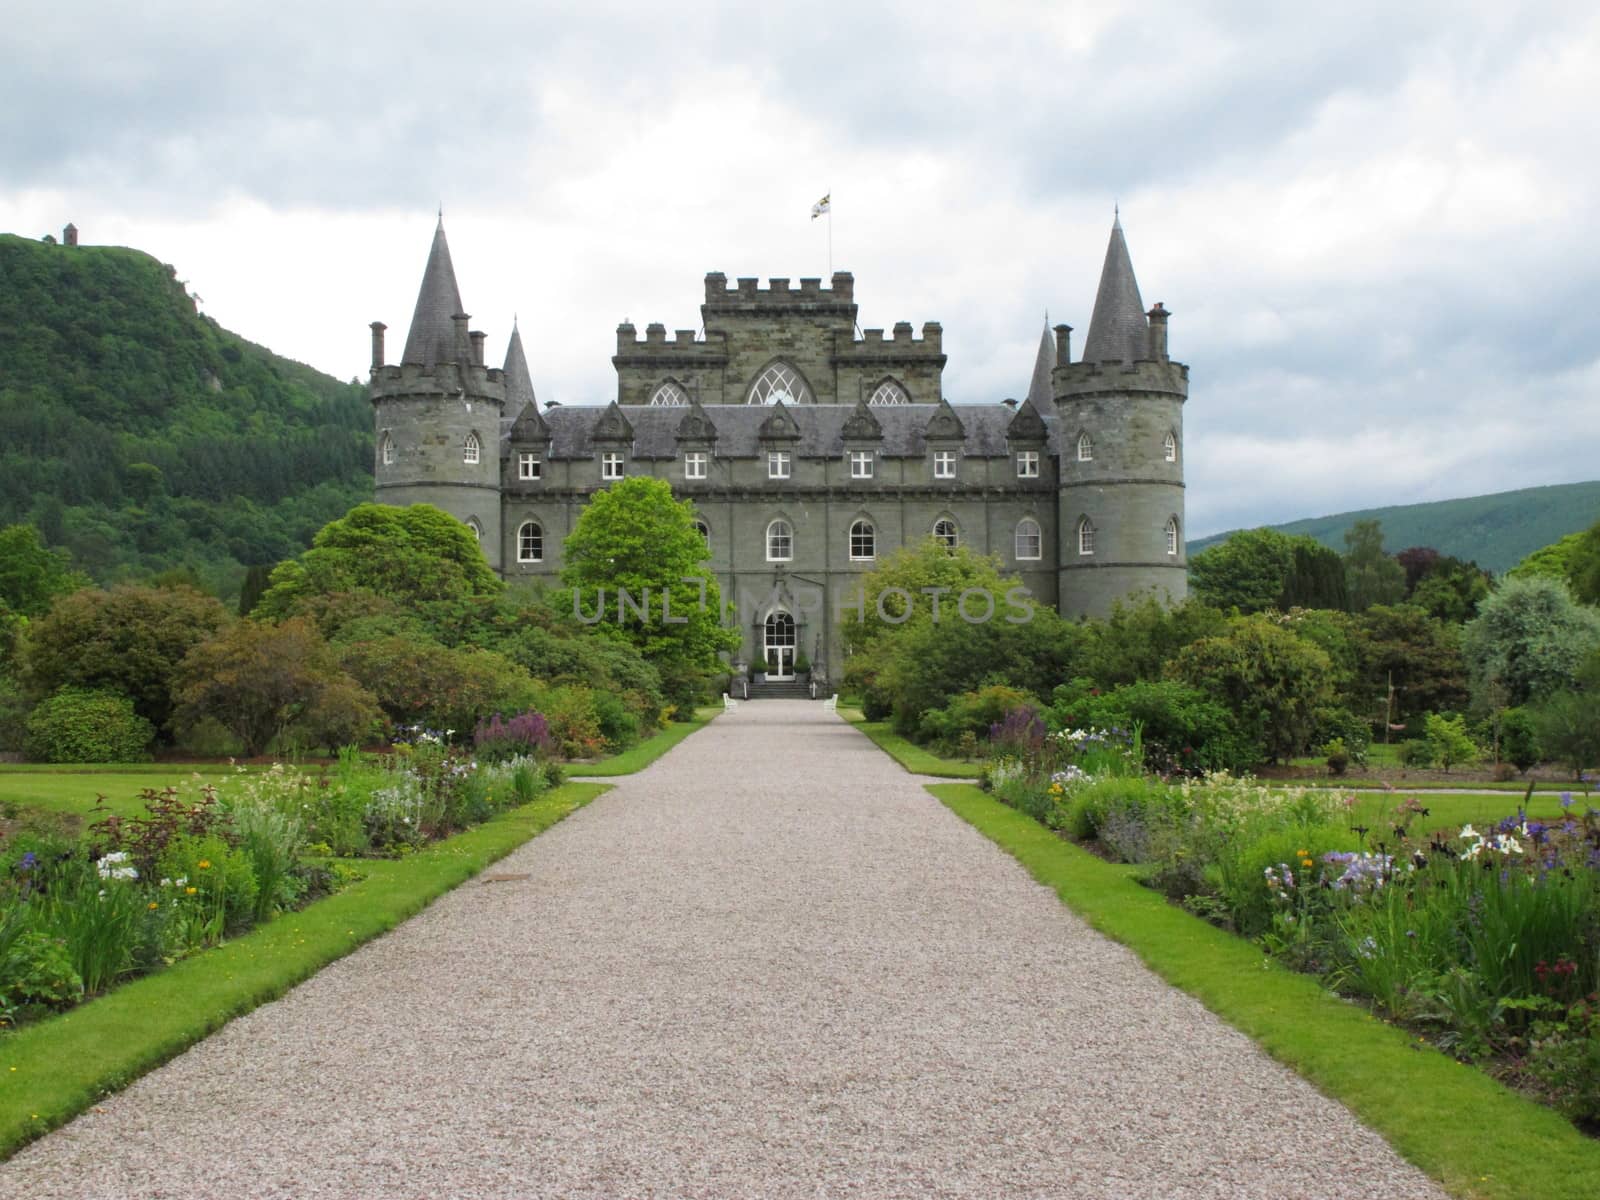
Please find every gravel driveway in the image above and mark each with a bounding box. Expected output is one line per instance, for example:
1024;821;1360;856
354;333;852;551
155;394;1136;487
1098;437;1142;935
1;701;1446;1198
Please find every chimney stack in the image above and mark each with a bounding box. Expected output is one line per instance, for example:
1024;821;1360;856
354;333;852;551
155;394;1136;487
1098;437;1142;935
469;330;486;366
1053;323;1073;366
369;322;387;371
1146;303;1169;363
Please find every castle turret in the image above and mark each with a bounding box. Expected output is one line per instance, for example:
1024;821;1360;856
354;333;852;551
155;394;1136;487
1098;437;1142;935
370;216;507;569
1055;215;1187;617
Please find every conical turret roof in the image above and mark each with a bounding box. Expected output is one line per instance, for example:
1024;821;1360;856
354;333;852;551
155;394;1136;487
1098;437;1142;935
1081;215;1148;365
503;320;538;411
1026;318;1054;407
401;216;466;367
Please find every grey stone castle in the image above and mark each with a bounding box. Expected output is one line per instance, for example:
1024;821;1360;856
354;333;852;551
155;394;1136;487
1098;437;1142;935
369;217;1188;684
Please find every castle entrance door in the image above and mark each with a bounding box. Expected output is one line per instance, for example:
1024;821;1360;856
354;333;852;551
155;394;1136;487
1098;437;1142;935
764;611;796;680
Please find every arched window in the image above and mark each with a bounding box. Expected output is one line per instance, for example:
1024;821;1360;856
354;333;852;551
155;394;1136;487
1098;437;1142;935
650;381;688;406
1076;432;1093;462
849;519;876;561
766;518;793;561
379;433;395;466
464;432;481;465
1015;518;1042;561
693;519;711;553
1164;431;1178;463
747;362;812;406
465;516;483;542
518;521;543;563
1077;518;1095;556
932;518;959;551
1165;516;1180;557
869;379;908;405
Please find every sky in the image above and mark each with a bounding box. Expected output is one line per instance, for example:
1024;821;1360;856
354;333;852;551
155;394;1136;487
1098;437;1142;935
3;0;1597;538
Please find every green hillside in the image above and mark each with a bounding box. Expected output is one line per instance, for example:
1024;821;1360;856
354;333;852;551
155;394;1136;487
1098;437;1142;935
1189;481;1600;574
0;232;372;593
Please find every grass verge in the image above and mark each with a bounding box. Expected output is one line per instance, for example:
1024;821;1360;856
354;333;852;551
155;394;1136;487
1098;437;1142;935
0;781;606;1160
572;709;718;777
0;768;241;821
927;781;1600;1200
844;717;984;779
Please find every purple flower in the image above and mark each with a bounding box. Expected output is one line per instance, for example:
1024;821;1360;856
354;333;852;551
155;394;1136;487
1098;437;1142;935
1561;792;1574;810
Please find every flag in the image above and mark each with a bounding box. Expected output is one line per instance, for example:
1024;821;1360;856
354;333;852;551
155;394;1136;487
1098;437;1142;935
810;194;830;220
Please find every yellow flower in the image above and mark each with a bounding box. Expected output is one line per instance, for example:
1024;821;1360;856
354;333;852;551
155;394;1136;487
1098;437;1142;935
185;886;198;896
197;860;211;870
148;902;159;911
1296;849;1309;857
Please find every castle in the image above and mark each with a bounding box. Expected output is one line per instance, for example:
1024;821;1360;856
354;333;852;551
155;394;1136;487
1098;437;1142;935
369;217;1188;685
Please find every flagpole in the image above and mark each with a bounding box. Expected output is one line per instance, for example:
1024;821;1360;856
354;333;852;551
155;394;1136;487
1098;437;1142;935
828;184;833;276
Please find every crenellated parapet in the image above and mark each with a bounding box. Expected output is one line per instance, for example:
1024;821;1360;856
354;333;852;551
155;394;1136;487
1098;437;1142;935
369;360;508;402
703;271;856;314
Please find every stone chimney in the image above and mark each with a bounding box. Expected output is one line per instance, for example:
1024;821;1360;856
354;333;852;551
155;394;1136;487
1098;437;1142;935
369;322;387;371
1053;323;1073;366
1146;303;1169;363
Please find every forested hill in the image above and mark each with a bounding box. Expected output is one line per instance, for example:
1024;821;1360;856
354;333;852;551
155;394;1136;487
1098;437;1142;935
0;232;371;592
1188;480;1600;574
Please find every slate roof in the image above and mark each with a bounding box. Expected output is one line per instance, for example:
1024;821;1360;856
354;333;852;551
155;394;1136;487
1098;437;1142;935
502;321;537;411
534;402;1055;461
400;217;467;367
1027;321;1055;407
1080;216;1149;365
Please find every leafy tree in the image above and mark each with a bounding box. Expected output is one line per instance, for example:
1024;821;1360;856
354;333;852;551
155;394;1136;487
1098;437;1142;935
1079;597;1228;687
1565;519;1600;606
1529;690;1600;779
1280;539;1349;611
1188;528;1298;613
21;583;231;736
1507;532;1584;583
1350;604;1469;727
1169;613;1335;763
172;616;380;756
337;635;541;735
1395;547;1441;593
1461;576;1600;709
0;523;87;617
1421;713;1479;773
557;478;738;710
237;564;273;617
255;504;503;625
1498;707;1541;774
1408;555;1492;623
840;540;1031;655
1277;608;1361;708
1343;519;1406;611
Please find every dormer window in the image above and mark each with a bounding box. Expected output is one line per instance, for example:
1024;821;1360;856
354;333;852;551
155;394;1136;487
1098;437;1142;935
933;450;957;479
1016;451;1038;478
684;451;708;480
601;452;625;480
1076;434;1093;463
464;432;481;465
850;450;874;479
518;452;541;480
748;362;812;405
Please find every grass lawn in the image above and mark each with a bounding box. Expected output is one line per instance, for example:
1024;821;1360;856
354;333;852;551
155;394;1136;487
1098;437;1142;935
845;718;983;778
572;708;719;777
927;781;1600;1200
0;767;243;822
0;780;608;1159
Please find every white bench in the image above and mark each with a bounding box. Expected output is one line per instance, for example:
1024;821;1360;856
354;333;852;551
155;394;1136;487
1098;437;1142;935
822;694;838;713
722;692;739;711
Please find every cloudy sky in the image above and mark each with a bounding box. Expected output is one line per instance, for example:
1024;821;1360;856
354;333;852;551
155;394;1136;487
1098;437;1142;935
4;0;1597;537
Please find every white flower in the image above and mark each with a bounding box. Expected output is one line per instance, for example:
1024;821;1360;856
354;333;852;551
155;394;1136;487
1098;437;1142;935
1460;824;1479;840
1495;835;1524;855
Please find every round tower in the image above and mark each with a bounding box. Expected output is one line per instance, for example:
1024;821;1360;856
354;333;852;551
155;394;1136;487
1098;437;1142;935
370;218;506;570
1054;217;1187;618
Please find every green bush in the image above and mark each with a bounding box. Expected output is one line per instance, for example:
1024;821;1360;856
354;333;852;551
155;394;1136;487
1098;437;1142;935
1312;706;1372;765
1214;822;1351;938
24;688;154;763
1050;679;1258;774
917;685;1038;752
1422;712;1480;773
0;924;83;1017
158;834;259;938
1499;706;1541;773
1324;738;1351;776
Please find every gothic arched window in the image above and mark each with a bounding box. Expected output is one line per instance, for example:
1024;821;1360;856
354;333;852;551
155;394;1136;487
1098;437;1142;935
1076;433;1093;463
518;521;543;563
1164;431;1178;463
464;432;481;465
1166;516;1180;557
650;381;688;406
932;518;959;551
379;432;395;466
766;518;793;561
1015;518;1042;561
869;379;909;405
693;519;711;553
849;519;876;561
465;516;483;542
747;362;812;406
1077;518;1095;556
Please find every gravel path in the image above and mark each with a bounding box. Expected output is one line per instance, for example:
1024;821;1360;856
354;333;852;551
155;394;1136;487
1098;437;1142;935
3;702;1446;1199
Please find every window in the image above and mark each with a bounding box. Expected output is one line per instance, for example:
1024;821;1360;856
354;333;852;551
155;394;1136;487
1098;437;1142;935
1076;433;1093;462
380;434;395;466
684;451;707;479
1078;518;1095;556
850;450;874;479
464;432;481;465
650;382;688;406
1016;451;1038;478
932;518;959;550
869;380;908;405
693;520;710;553
768;451;791;479
1164;432;1178;463
1015;518;1042;560
1166;517;1180;556
518;521;543;563
601;452;624;480
849;519;876;561
766;519;793;561
518;452;541;481
465;517;482;542
747;362;812;405
933;450;957;479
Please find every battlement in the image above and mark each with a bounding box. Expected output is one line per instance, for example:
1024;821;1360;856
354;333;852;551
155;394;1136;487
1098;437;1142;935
369;360;507;402
613;322;730;364
703;271;855;306
835;321;945;359
1054;357;1189;397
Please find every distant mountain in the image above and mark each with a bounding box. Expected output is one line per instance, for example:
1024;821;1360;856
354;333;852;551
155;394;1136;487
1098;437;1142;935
0;232;372;592
1188;481;1600;574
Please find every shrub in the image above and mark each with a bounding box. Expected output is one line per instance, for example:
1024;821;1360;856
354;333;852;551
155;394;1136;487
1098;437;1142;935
0;925;83;1018
1422;712;1480;773
1051;679;1258;775
473;711;554;763
534;685;606;760
224;797;306;924
918;685;1037;752
24;687;154;763
158;834;259;939
1324;738;1351;776
1312;706;1372;765
1499;706;1541;773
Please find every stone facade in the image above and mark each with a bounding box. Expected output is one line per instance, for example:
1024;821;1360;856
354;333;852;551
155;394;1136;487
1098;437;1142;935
371;217;1188;687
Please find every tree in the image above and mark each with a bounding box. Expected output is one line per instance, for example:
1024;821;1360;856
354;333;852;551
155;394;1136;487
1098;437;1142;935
21;583;231;736
557;478;738;710
1280;539;1349;611
1169;613;1335;763
1507;532;1584;584
1564;519;1600;606
1188;528;1298;613
172;617;380;756
1421;713;1479;773
1461;576;1600;709
1350;604;1469;725
1529;690;1600;779
1080;597;1228;688
0;524;87;617
254;504;503;624
337;635;541;735
1342;519;1406;611
1408;555;1492;623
